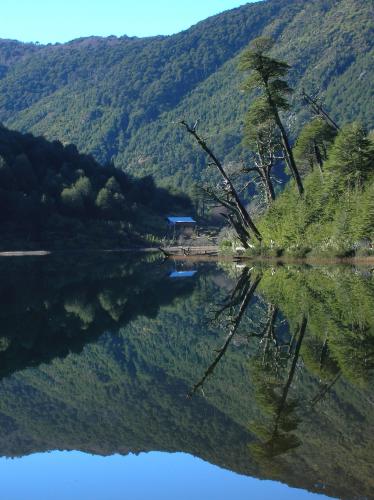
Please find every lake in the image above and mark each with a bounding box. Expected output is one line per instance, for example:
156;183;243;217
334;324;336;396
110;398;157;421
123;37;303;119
0;254;372;499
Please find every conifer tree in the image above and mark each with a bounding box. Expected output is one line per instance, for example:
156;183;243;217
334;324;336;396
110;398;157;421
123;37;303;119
239;37;304;195
326;123;374;183
293;118;336;176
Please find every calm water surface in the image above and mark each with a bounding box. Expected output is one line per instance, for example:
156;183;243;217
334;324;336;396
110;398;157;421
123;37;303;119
0;254;372;499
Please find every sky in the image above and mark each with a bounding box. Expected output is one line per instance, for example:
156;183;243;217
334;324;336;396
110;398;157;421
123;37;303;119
0;451;332;500
1;0;257;44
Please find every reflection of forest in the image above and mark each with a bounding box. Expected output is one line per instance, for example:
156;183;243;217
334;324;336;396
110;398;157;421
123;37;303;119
0;259;372;500
190;264;374;498
0;254;196;379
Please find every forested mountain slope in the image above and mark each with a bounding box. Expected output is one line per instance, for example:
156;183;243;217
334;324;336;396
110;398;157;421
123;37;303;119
0;125;191;250
0;0;372;191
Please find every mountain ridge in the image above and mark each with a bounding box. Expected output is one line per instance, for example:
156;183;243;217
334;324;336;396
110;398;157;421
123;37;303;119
0;0;373;191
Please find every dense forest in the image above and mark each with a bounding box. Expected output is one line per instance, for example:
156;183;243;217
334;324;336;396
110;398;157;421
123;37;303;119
0;0;372;251
0;257;372;499
0;125;191;249
191;35;374;257
0;1;373;498
256;122;374;257
0;0;372;194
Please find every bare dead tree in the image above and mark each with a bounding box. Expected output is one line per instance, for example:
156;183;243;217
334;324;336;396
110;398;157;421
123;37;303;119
212;266;252;321
180;120;262;246
301;89;340;132
243;123;284;206
201;185;252;248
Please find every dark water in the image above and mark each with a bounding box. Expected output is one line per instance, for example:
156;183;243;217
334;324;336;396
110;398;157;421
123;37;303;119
0;254;373;500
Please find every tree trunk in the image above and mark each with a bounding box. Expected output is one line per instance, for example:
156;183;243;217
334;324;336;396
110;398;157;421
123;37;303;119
273;109;304;195
264;170;276;203
181;121;262;243
224;213;251;249
313;139;324;179
274;316;307;431
301;90;340;132
264;86;304;196
257;167;276;205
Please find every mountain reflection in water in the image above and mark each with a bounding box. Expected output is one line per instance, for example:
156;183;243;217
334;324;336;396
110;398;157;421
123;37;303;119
0;255;372;500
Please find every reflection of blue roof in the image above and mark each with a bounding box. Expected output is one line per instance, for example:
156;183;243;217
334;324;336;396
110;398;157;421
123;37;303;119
167;217;196;224
169;271;197;278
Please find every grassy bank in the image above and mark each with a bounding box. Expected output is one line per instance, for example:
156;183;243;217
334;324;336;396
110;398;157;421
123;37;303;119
221;122;374;259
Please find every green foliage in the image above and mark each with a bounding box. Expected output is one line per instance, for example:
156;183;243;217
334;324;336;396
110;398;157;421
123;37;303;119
244;98;274;137
0;0;372;192
326;122;374;181
95;178;127;218
0;125;192;249
293;117;336;174
257;123;374;254
359;182;374;238
258;265;374;387
61;176;93;213
239;36;292;111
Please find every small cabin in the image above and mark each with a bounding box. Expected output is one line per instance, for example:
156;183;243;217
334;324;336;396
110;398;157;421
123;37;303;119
166;216;197;240
169;270;197;278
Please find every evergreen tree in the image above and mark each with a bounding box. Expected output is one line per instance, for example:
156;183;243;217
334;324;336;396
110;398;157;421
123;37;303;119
12;153;37;193
61;176;93;214
239;37;304;195
0;155;14;189
293;118;336;176
326;123;374;183
358;183;374;240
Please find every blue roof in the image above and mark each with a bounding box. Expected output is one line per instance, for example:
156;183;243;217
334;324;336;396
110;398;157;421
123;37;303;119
169;271;197;278
167;216;196;224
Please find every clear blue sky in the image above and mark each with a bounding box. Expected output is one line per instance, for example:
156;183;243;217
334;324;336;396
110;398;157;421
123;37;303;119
0;451;331;500
1;0;257;44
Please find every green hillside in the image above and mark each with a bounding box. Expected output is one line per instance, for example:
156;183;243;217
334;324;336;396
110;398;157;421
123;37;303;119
0;125;191;250
0;0;372;192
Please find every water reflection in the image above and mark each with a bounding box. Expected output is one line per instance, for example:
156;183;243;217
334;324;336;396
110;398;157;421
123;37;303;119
189;263;374;498
0;254;195;379
0;256;372;500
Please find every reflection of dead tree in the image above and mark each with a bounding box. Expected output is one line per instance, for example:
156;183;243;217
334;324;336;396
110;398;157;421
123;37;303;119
273;316;307;433
253;304;294;377
181;120;262;247
310;371;342;407
251;316;307;460
258;304;279;363
213;266;252;320
301;89;340;132
319;335;329;371
188;270;261;397
304;333;342;407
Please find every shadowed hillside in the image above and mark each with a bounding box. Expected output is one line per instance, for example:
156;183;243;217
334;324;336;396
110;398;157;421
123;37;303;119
0;125;191;250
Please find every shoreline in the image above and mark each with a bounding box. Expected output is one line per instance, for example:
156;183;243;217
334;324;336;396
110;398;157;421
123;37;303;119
0;247;373;266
